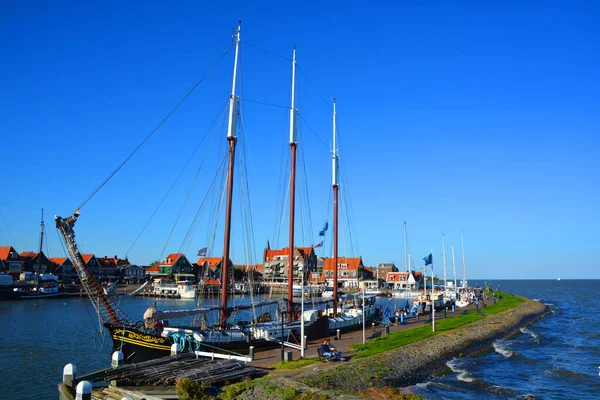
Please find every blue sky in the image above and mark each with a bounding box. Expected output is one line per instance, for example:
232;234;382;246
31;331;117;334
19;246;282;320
1;1;598;279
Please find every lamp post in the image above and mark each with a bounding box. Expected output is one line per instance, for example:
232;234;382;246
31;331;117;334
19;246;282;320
280;310;287;361
300;265;305;358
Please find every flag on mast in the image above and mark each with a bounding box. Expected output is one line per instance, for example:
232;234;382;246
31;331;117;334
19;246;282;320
423;253;432;266
312;241;324;248
197;247;208;256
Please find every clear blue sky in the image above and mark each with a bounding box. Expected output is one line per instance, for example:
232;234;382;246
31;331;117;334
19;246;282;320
1;1;598;279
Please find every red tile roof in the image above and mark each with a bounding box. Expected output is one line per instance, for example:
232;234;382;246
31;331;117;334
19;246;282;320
323;257;362;271
146;264;160;273
81;254;95;264
49;257;68;266
265;247;313;261
96;257;118;268
161;253;182;266
19;251;38;260
0;246;17;260
197;257;222;268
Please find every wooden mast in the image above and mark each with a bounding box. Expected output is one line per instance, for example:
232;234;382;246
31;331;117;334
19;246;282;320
220;21;241;328
332;98;339;314
287;46;298;321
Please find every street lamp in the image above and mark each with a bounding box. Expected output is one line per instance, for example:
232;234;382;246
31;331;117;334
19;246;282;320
280;310;287;361
300;265;305;358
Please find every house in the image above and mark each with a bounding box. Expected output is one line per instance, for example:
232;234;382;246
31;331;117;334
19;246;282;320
96;255;125;282
80;254;103;280
262;244;317;282
19;250;55;277
158;253;194;277
375;263;399;285
387;270;422;289
196;257;223;281
322;257;365;288
122;264;146;284
0;246;24;278
49;257;76;282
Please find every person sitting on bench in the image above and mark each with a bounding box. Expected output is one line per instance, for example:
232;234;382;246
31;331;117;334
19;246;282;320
320;338;342;361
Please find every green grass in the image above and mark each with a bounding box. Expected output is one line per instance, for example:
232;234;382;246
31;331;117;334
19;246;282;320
271;357;321;370
349;292;524;358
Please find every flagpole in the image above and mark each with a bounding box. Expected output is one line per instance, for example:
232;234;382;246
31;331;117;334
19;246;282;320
430;248;434;297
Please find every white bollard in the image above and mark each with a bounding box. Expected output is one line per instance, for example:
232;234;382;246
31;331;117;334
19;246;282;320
249;345;254;360
63;363;76;387
112;351;124;368
121;397;135;400
171;343;181;355
75;381;92;400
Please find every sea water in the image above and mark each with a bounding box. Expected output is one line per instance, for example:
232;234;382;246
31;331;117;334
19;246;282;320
1;280;599;399
411;279;600;399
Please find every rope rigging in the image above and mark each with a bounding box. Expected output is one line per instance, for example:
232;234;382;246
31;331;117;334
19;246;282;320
125;98;229;259
76;45;234;211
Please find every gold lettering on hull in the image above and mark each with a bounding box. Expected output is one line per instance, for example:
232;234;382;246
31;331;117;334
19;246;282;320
113;328;167;345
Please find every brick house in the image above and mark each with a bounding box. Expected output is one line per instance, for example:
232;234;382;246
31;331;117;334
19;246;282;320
322;256;365;288
262;245;317;283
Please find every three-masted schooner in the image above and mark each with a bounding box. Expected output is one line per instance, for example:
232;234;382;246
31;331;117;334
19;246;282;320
55;23;379;363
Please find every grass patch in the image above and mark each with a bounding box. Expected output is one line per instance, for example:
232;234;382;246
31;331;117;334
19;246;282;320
349;292;524;358
482;292;525;315
271;357;321;370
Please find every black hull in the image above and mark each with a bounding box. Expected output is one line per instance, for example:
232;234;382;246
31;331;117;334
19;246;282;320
106;325;288;364
0;290;22;301
20;291;66;300
107;311;381;364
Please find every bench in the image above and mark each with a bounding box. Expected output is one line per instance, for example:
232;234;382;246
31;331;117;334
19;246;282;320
317;346;328;362
367;331;382;340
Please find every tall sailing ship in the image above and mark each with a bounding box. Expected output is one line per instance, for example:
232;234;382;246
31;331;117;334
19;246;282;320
55;23;379;363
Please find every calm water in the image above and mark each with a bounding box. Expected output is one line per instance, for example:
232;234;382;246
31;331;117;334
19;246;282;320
1;280;599;399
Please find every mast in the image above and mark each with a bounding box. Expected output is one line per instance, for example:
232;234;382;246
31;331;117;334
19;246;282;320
451;245;457;295
36;208;44;292
403;222;409;274
408;253;411;289
220;21;241;328
287;45;298;321
332;98;339;314
461;230;467;288
442;233;447;289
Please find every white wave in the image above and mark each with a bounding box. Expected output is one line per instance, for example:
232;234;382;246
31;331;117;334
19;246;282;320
446;358;474;382
493;340;514;358
520;327;540;343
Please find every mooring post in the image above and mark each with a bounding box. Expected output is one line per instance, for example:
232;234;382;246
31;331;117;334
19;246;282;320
336;329;341;340
384;324;390;335
372;322;375;332
75;381;92;400
63;363;76;387
249;346;254;361
111;351;124;368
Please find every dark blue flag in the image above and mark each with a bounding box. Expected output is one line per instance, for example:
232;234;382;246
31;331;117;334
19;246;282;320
313;241;324;248
318;221;329;236
423;253;432;266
